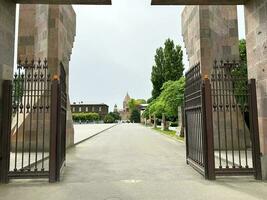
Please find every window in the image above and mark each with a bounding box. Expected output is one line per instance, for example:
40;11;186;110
79;107;82;112
92;107;95;112
85;107;88;112
99;107;102;112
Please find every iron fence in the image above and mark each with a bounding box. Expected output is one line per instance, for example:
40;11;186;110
185;61;262;180
0;58;67;183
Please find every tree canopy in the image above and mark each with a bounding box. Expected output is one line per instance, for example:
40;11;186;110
148;77;185;119
130;108;141;123
151;39;184;100
128;99;146;111
231;39;248;103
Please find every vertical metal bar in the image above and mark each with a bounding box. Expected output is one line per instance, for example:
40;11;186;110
14;68;21;171
242;84;249;168
28;66;34;169
35;67;40;171
0;80;12;183
185;109;189;164
228;70;235;168
221;66;229;168
42;66;48;170
49;79;59;183
32;71;37;171
21;67;28;170
248;79;262;180
235;86;242;168
202;78;215;180
214;64;222;168
199;109;203;165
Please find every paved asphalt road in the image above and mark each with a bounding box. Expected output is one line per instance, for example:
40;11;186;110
1;124;267;200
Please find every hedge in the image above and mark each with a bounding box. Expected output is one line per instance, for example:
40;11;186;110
72;112;100;122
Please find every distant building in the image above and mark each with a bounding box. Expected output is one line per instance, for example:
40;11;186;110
120;93;131;120
71;103;109;119
113;104;118;113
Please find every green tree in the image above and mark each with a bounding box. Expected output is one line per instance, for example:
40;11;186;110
151;39;184;100
232;39;248;103
130;108;141;123
109;112;121;121
232;39;247;78
128;99;146;111
149;77;185;119
104;114;115;123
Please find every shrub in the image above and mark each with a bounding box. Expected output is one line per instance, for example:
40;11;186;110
170;122;178;127
72;112;100;122
109;112;121;120
130;108;141;123
104;114;115;123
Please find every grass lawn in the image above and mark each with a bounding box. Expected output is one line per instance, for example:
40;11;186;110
152;127;184;142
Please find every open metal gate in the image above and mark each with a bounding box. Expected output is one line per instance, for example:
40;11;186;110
0;59;67;183
185;61;262;180
49;64;67;182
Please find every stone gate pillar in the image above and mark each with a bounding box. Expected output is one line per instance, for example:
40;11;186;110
182;5;239;76
245;0;267;179
18;4;76;148
182;6;250;151
0;0;16;122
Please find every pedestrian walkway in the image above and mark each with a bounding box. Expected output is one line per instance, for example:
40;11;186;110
1;124;267;200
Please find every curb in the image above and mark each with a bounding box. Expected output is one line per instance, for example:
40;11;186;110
150;127;185;144
71;124;118;147
24;124;118;169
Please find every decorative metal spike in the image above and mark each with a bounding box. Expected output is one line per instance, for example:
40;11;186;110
20;103;24;113
44;58;48;69
31;59;35;69
46;105;50;111
26;104;30;113
37;58;42;68
17;59;22;69
25;57;28;65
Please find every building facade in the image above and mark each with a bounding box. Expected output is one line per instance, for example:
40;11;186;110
71;104;109;119
120;93;131;120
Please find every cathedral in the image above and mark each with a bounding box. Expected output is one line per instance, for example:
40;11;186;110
119;93;131;121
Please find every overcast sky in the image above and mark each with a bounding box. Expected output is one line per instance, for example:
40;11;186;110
69;1;245;110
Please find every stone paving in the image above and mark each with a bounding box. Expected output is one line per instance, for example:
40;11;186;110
1;124;267;200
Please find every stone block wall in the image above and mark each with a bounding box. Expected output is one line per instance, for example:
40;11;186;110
18;4;76;148
245;0;267;178
182;6;251;151
182;5;239;76
0;0;16;109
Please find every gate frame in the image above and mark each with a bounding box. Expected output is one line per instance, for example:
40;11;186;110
49;77;66;182
248;79;262;180
0;80;12;183
202;77;215;180
185;63;262;180
0;62;67;183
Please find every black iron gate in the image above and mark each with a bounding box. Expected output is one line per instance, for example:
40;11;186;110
0;59;67;183
185;61;262;180
184;63;215;179
49;63;67;182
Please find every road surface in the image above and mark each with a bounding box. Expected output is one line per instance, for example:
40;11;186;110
1;124;267;200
